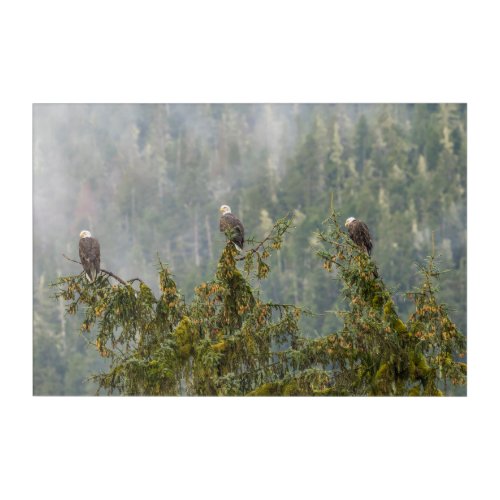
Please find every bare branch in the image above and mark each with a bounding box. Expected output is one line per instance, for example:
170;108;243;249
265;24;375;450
62;254;81;265
127;277;144;285
101;269;128;286
62;253;141;286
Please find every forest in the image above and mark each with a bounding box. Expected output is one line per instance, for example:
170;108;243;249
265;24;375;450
33;103;467;395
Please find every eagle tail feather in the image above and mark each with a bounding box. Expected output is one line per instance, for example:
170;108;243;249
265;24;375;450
86;267;97;283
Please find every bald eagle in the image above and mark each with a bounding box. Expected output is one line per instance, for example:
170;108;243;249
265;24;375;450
219;205;244;252
79;230;100;282
345;217;373;255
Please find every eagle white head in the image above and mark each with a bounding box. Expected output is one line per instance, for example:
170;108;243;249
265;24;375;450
345;217;356;227
219;205;232;215
79;230;92;239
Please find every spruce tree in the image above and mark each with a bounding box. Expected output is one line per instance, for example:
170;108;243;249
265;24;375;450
306;205;467;396
53;214;302;395
54;205;466;396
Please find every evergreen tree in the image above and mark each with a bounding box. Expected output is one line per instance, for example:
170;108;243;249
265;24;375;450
36;104;467;394
305;205;466;395
53;206;466;396
54;214;302;395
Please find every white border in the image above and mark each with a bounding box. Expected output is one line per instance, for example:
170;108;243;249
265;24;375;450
3;1;499;499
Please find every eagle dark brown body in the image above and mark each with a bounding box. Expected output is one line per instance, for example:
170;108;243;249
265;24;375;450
79;234;101;282
220;212;245;251
346;218;373;255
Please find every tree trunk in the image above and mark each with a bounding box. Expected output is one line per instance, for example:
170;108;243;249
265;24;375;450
193;206;200;267
205;214;213;261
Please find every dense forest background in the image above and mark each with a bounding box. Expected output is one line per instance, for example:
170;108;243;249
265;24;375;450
33;103;466;395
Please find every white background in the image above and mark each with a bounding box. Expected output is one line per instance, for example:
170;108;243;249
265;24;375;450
1;1;498;498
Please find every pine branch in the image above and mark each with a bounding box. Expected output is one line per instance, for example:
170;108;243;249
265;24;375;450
235;232;275;261
235;212;294;261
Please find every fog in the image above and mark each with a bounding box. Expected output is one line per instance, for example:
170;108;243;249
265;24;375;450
33;103;467;394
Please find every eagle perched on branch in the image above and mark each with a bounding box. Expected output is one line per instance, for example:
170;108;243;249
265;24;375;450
219;205;245;252
79;230;101;282
345;217;373;255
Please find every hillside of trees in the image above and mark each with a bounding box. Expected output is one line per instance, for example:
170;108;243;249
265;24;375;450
33;103;467;395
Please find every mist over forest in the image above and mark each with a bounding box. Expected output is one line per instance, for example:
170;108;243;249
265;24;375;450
33;103;466;395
